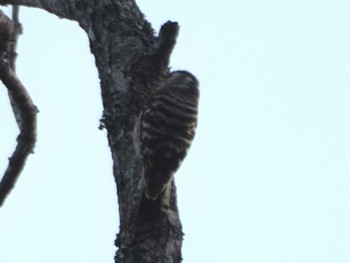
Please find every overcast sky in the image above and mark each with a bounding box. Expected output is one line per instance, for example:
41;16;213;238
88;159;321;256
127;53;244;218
1;1;350;262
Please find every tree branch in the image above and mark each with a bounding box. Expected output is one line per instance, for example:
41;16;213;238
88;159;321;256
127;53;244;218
154;21;179;74
2;1;187;261
0;10;38;207
9;5;20;70
0;0;42;7
0;0;78;20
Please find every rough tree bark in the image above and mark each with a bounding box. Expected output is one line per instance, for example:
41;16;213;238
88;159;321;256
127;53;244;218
1;1;185;262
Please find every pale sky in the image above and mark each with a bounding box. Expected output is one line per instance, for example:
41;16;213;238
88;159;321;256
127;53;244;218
1;1;350;262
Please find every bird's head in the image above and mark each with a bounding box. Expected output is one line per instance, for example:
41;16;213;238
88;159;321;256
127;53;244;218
166;70;199;96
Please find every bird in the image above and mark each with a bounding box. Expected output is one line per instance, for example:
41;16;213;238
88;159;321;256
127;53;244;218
134;70;199;208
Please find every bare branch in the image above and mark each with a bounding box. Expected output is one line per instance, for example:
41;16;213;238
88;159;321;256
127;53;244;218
9;5;21;70
0;0;43;9
0;9;38;207
7;6;24;130
155;21;179;74
0;0;78;20
1;1;187;261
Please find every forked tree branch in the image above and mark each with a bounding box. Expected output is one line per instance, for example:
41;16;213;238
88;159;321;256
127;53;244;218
0;1;186;262
0;9;38;207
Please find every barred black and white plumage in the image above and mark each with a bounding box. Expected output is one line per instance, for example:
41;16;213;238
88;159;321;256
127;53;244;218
134;70;199;202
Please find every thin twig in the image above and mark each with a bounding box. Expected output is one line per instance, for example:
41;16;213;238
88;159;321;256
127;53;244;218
0;8;38;207
9;5;20;70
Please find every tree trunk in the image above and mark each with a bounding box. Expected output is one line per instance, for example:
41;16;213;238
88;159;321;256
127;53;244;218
0;0;184;262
